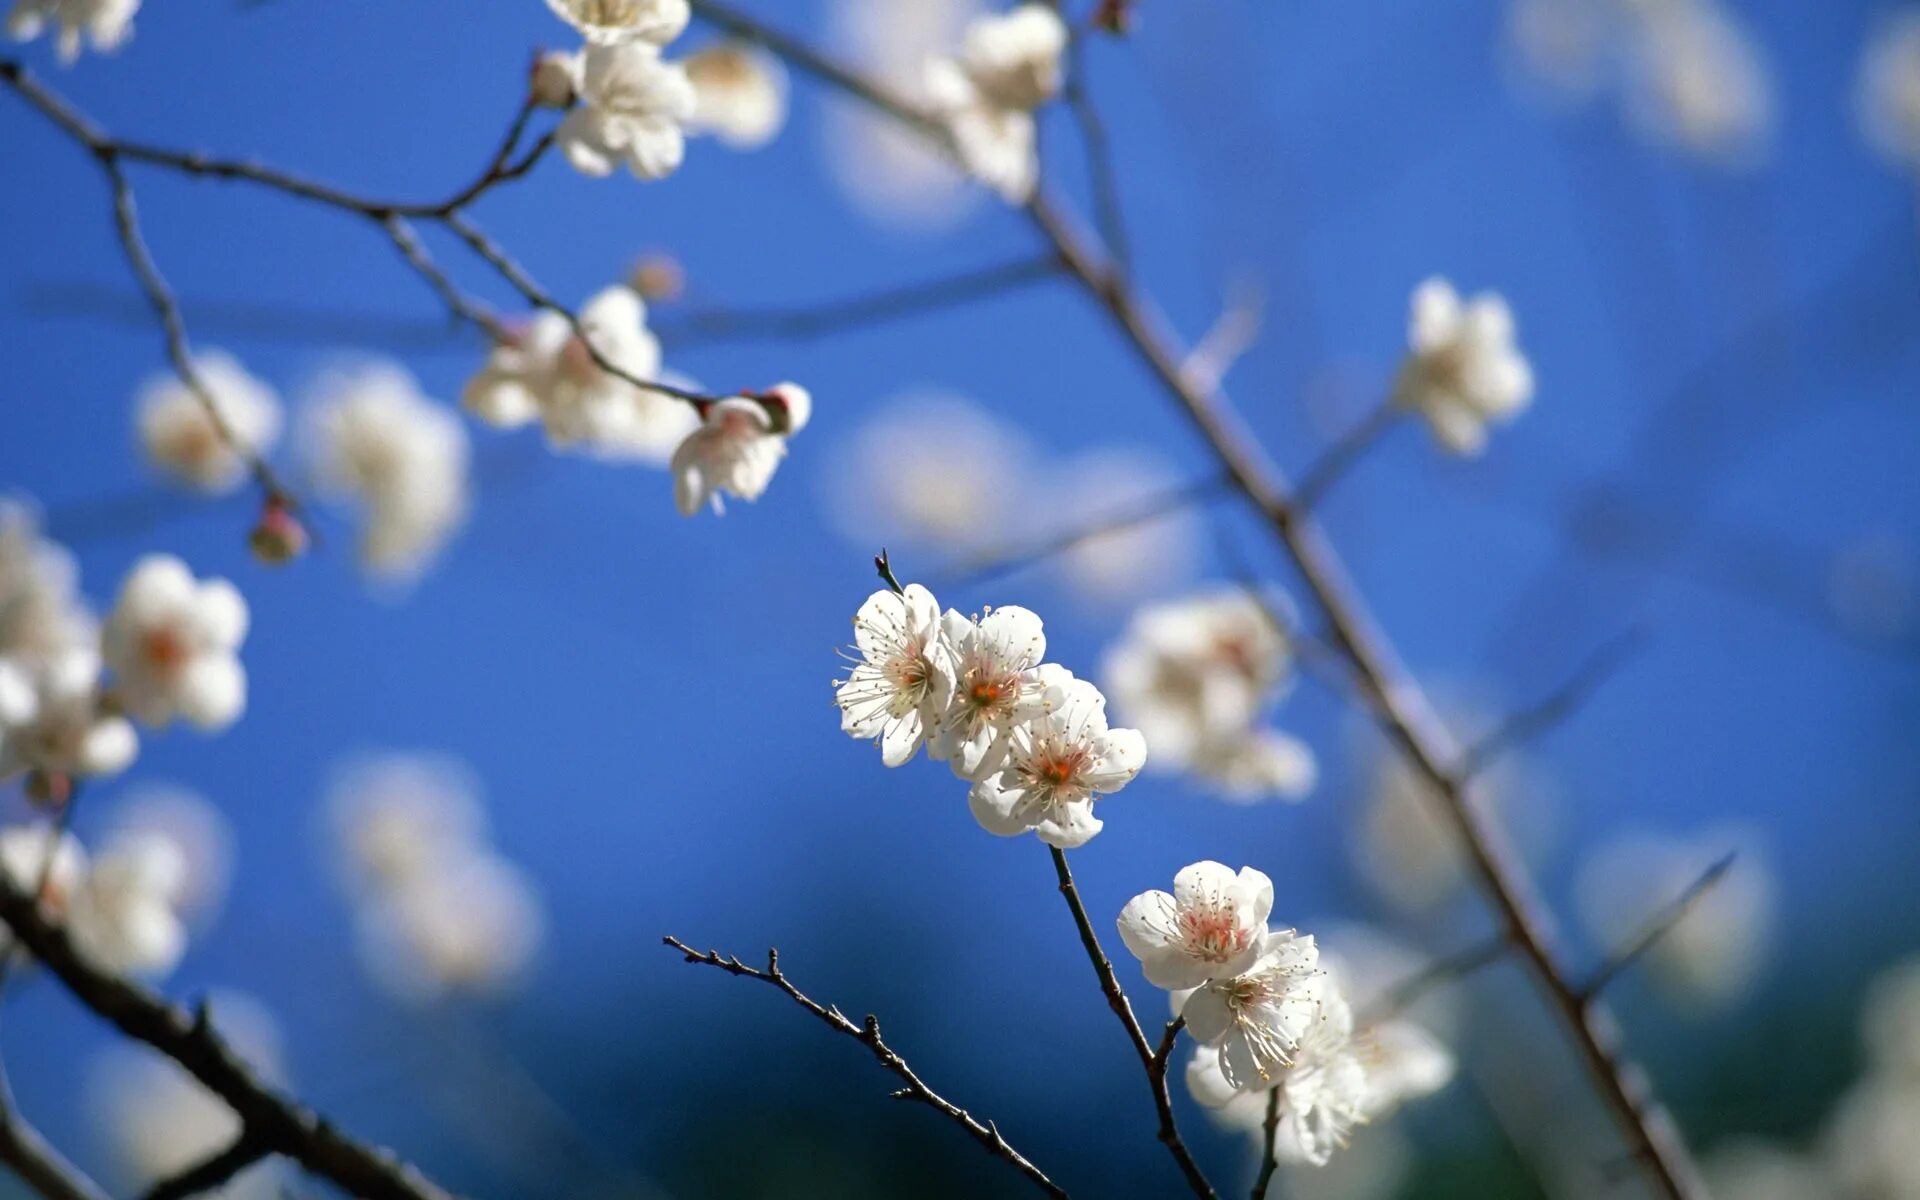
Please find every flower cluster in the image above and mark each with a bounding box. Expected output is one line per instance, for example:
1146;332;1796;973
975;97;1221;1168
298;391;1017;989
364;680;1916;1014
925;4;1069;202
1103;588;1316;803
6;0;136;63
327;753;545;1004
1393;277;1535;456
1118;863;1455;1167
834;581;1145;847
538;0;697;181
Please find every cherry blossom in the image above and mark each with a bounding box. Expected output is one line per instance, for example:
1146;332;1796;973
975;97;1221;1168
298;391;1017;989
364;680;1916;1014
927;604;1049;778
0;824;85;958
924;5;1068;202
835;583;957;767
671;384;810;516
557;40;696;182
1117;862;1274;989
967;673;1145;847
70;828;190;977
0;499;94;668
544;0;688;46
685;41;789;149
354;850;545;1004
950;3;1067;112
1175;928;1327;1090
6;0;137;64
1394;278;1534;456
135;352;281;495
1623;2;1772;168
100;555;248;732
0;648;138;784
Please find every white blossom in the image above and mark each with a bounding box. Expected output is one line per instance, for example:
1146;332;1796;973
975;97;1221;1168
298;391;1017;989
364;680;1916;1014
463;287;695;462
325;752;489;894
923;4;1067;203
1176;929;1327;1090
671;384;810;516
0;499;94;668
835;583;957;767
1048;449;1202;607
70;828;189;977
0;824;85;961
100;555;248;732
544;0;688;46
1117;862;1274;989
306;362;470;581
685;41;789;149
0;648;137;783
557;40;696;182
1702;1140;1836;1200
100;785;232;924
1622;1;1772;168
135;353;281;495
6;0;137;63
1858;12;1920;171
1827;1075;1920;1200
1863;957;1920;1081
950;3;1067;111
926;604;1049;778
926;62;1039;203
530;50;581;109
967;674;1145;847
1394;278;1534;456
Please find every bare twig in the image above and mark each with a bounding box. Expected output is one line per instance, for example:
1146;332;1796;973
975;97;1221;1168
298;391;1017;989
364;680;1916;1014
0;1057;110;1200
1291;397;1401;515
655;255;1064;347
660;937;1066;1199
381;216;508;341
943;475;1231;589
1047;848;1217;1200
1460;625;1651;780
1251;1087;1281;1200
0;876;457;1200
139;1134;271;1200
1363;938;1511;1025
1579;854;1736;1002
1059;35;1130;275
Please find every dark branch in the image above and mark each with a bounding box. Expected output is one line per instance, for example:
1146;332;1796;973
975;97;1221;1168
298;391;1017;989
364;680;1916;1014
873;549;905;595
1291;397;1401;515
0;1058;110;1200
1579;855;1737;1003
661;937;1066;1199
1251;1087;1281;1200
139;1134;271;1200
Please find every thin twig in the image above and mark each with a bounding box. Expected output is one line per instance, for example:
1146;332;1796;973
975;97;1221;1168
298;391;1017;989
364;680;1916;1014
1047;848;1217;1200
0;1056;110;1200
139;1134;271;1200
381;216;508;341
660;937;1066;1199
1579;854;1736;1003
0;876;456;1200
1460;626;1651;780
943;475;1232;589
1251;1087;1281;1200
655;255;1064;348
1291;397;1401;515
1059;36;1130;275
1362;937;1510;1026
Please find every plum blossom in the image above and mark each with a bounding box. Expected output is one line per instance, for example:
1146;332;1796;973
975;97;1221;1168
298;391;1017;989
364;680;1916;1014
967;674;1145;847
7;0;137;63
557;40;696;182
924;4;1068;202
1176;928;1328;1090
685;41;789;149
1622;1;1772;168
1046;449;1202;607
100;555;248;732
0;500;94;667
326;752;489;893
544;0;688;46
100;786;232;924
530;50;580;109
1858;12;1920;171
306;362;470;581
0;648;138;784
1117;862;1273;989
1103;589;1314;802
671;383;810;516
135;353;281;495
1393;278;1534;456
927;604;1048;778
463;286;695;462
0;825;85;961
835;584;956;767
69;828;190;977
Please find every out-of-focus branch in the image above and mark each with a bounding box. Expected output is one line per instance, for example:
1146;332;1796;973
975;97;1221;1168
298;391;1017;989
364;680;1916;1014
1363;937;1511;1025
1059;35;1130;275
138;1134;270;1200
943;475;1230;589
0;876;457;1200
660;937;1067;1199
1460;625;1651;780
655;254;1064;347
1181;283;1264;395
382;216;509;341
1579;855;1736;1002
0;1058;110;1200
1047;848;1217;1200
1291;397;1400;515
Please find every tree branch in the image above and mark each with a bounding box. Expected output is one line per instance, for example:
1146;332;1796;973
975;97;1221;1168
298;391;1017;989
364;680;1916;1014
1251;1087;1281;1200
1291;397;1401;515
1579;854;1737;1002
0;1058;110;1200
943;475;1231;589
138;1134;271;1200
660;937;1066;1199
0;877;457;1200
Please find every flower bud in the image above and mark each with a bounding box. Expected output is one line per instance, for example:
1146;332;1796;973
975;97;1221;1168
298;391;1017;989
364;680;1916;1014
628;253;685;302
249;498;308;566
753;382;812;436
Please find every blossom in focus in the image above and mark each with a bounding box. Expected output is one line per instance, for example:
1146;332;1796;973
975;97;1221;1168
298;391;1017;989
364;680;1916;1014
544;0;689;46
6;0;137;63
834;583;957;767
1393;278;1534;456
1176;928;1327;1090
967;673;1145;847
135;353;281;495
927;604;1049;778
1103;589;1314;802
306;362;470;581
557;40;696;181
924;4;1068;202
0;648;137;784
101;555;248;732
671;383;811;516
1576;827;1772;1007
1858;12;1920;171
464;286;695;462
685;41;789;149
1117;861;1274;989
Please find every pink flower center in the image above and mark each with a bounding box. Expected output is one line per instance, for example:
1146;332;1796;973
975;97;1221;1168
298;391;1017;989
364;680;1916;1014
143;627;188;671
1180;907;1246;962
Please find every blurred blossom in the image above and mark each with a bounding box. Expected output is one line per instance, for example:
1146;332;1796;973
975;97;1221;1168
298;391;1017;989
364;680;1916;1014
685;41;789;149
1103;588;1315;802
821;0;981;230
326;751;544;1005
100;784;233;924
543;0;689;48
1048;448;1201;607
824;392;1034;556
1313;922;1463;1043
0;824;85;959
304;360;471;583
1575;826;1772;1008
1394;278;1534;457
1862;957;1920;1080
88;992;287;1197
1280;1125;1418;1200
0;818;198;978
6;0;137;64
0;646;138;785
101;554;249;733
924;4;1067;202
555;40;696;183
1828;531;1917;643
1859;12;1920;170
1827;1076;1920;1200
135;352;281;495
1503;0;1615;101
1702;1139;1836;1200
0;498;94;668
